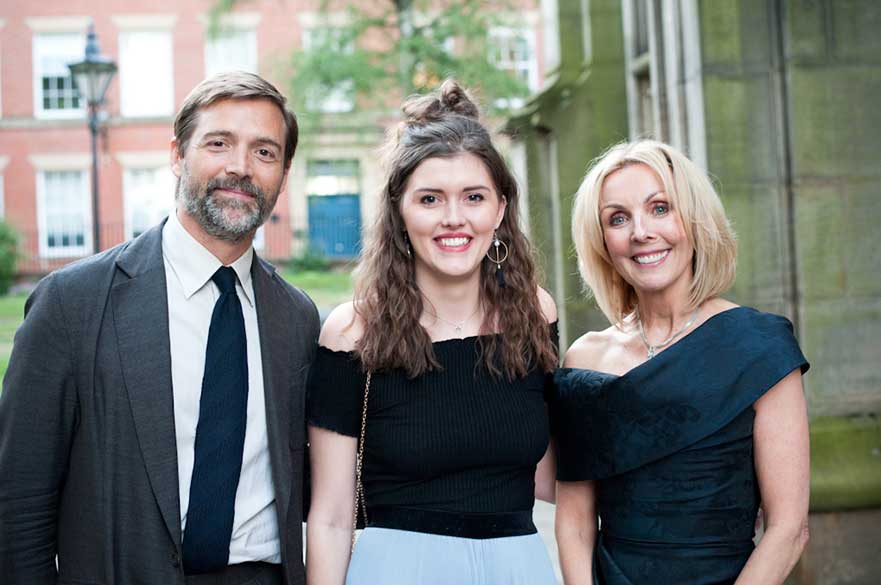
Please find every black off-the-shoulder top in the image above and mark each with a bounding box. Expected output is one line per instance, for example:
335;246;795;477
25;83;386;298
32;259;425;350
306;323;557;538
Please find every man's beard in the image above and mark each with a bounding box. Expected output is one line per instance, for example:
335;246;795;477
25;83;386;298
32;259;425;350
176;168;277;242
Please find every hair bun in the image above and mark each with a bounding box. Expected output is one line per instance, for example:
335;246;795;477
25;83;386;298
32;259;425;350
401;79;480;124
438;80;479;118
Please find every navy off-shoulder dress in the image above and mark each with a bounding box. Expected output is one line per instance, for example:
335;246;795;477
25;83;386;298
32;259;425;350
550;307;809;585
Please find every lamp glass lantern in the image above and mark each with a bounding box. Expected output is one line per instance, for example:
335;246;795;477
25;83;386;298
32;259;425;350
68;25;117;109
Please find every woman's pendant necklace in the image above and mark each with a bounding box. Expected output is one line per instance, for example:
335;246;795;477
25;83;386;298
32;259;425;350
427;306;481;335
636;307;700;359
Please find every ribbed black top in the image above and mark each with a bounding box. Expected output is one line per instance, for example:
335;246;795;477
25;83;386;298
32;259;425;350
306;324;556;516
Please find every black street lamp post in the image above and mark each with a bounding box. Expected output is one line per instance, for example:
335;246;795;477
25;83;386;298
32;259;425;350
69;23;116;254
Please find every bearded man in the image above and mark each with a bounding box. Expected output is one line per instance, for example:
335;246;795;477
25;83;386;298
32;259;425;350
0;72;319;585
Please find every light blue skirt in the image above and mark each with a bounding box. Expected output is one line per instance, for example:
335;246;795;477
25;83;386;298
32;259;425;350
346;527;557;585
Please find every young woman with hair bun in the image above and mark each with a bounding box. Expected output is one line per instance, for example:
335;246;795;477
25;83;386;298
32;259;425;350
305;80;559;585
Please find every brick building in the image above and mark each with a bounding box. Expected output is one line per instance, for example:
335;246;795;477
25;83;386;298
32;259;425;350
0;0;544;274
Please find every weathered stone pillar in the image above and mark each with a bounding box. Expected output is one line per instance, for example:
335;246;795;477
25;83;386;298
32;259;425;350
508;1;881;580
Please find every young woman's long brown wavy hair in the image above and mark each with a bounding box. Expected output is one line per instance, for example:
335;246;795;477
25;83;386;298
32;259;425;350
353;79;557;379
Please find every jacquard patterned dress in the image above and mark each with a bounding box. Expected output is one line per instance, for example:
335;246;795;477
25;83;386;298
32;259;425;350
550;308;809;585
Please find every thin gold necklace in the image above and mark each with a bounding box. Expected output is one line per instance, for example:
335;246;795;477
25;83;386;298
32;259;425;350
424;305;482;334
635;307;700;359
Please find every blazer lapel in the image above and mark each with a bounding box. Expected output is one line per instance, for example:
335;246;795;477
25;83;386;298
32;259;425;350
111;223;182;547
252;259;296;543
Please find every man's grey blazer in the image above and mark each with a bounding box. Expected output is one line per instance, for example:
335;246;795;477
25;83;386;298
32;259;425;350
0;221;319;585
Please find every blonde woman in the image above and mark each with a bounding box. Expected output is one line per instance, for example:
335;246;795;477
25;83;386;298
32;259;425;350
552;140;810;585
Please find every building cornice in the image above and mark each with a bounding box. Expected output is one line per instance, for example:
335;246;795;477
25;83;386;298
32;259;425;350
0;115;175;130
297;11;352;29
197;11;262;30
111;14;178;31
25;16;92;33
29;154;91;171
115;151;170;168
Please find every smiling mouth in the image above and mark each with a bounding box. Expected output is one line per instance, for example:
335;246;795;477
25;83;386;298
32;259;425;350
435;236;472;250
633;250;669;265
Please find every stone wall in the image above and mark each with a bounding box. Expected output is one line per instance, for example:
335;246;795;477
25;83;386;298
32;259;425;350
784;0;881;418
509;0;881;582
697;0;881;517
506;0;629;346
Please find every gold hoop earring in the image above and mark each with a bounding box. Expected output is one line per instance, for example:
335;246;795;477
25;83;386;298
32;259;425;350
486;231;509;288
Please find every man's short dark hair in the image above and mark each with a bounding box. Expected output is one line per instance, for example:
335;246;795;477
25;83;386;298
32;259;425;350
174;71;298;169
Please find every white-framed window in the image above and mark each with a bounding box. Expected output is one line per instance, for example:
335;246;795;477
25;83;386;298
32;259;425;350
305;159;360;195
542;0;561;79
32;33;85;119
623;0;663;138
204;29;258;77
622;0;706;165
301;27;354;113
36;169;91;258
119;30;173;117
488;26;539;108
123;166;175;239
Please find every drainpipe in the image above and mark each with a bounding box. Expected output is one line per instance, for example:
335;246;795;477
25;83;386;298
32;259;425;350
769;0;800;332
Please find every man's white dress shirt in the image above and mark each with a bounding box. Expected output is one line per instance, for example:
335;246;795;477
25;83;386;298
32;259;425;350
162;211;280;564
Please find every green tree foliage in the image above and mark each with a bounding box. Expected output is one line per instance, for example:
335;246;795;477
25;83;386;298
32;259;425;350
0;222;18;295
280;0;532;118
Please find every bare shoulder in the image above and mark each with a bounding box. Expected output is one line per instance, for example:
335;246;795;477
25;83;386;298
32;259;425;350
703;297;739;317
536;287;558;323
318;301;364;352
563;325;618;370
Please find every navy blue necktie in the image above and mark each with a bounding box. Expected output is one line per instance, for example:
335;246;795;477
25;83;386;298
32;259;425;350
182;266;249;575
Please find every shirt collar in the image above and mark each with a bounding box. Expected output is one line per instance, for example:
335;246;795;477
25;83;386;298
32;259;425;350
161;210;255;306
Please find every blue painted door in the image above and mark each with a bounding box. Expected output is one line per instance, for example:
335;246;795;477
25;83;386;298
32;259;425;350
307;194;362;258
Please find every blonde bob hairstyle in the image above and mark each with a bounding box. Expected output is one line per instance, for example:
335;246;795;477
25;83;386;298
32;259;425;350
572;140;737;326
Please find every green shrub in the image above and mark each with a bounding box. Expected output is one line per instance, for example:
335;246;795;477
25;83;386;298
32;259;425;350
0;222;18;295
288;247;331;272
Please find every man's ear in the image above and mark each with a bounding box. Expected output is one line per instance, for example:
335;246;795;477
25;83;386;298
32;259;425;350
170;138;183;178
